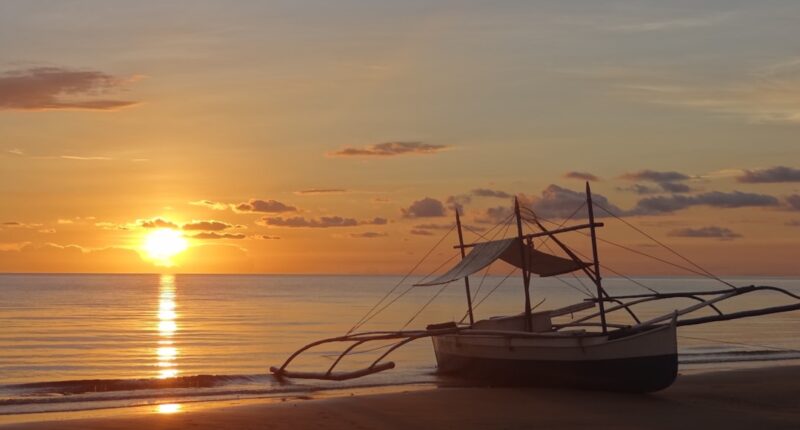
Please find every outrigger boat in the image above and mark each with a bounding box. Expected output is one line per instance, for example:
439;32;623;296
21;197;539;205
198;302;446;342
271;183;800;392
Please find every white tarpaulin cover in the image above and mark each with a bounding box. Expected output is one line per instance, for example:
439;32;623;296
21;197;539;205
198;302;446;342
414;237;589;287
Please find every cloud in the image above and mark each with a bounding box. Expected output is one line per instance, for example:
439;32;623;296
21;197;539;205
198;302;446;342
0;67;139;111
617;184;660;195
138;218;179;229
471;188;512;199
258;235;281;240
59;155;112;161
402;197;447;218
630;191;780;215
262;216;359;228
786;194;800;211
667;226;742;240
349;232;388;238
786;220;800;227
189;200;229;211
328;141;449;157
413;222;486;233
446;195;471;213
2;221;43;229
659;182;692;193
608;13;732;33
409;229;435;236
620;169;693;193
737;166;800;183
295;188;347;195
191;232;246;240
361;217;388;225
474;205;514;224
564;171;600;181
413;223;455;230
526;184;626;219
182;220;233;231
235;199;297;213
621;170;691;183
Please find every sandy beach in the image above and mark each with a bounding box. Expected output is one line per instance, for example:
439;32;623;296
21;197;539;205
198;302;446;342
2;365;799;430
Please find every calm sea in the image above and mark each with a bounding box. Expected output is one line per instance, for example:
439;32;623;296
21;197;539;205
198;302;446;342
1;274;799;414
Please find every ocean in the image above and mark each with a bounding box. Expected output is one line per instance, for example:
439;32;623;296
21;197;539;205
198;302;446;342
1;274;799;415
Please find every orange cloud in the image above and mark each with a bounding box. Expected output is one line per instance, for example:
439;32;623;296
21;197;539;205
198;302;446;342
0;67;140;111
328;142;449;157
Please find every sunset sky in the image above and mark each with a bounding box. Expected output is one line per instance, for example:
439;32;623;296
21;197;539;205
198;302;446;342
1;1;798;275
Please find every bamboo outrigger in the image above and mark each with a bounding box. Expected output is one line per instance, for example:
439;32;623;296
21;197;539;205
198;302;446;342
271;183;800;392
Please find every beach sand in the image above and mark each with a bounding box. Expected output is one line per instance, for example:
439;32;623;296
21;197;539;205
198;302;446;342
3;365;800;430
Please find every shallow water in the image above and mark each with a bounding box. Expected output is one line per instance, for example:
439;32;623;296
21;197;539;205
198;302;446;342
1;274;798;414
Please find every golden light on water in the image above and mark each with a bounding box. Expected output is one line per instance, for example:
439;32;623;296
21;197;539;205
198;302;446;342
156;275;179;379
156;403;182;414
142;229;188;267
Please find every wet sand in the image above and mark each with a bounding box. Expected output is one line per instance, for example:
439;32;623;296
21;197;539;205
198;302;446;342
2;365;799;430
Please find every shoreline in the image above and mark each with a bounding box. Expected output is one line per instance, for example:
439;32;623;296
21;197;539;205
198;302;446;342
2;365;799;429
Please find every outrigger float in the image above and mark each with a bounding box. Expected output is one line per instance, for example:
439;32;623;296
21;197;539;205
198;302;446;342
271;183;800;392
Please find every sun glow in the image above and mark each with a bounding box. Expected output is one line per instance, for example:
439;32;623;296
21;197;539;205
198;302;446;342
142;229;188;266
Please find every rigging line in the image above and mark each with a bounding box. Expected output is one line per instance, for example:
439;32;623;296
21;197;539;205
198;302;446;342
594;203;736;290
520;218;595;297
521;202;585;250
569;270;594;297
535;215;722;283
552;275;594;298
462;212;515;243
677;335;800;354
471;263;493;301
346;225;456;334
533;234;594;297
459;266;519;324
351;284;417;333
550;236;659;294
472;267;518;311
420;212;510;288
400;281;453;330
414;253;459;285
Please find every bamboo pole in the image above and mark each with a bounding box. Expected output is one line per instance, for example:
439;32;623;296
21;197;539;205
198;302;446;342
455;209;475;325
586;182;608;334
514;198;533;331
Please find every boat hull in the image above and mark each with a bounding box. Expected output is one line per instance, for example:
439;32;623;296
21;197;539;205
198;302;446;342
432;324;677;392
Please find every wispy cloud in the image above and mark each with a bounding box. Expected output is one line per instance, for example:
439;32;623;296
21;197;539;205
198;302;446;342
607;12;733;33
348;232;388;238
294;188;348;195
235;199;297;213
0;67;140;111
328;142;449;157
564;171;599;182
189;200;229;211
191;232;246;240
261;216;359;228
667;226;742;240
182;220;234;231
737;166;800;183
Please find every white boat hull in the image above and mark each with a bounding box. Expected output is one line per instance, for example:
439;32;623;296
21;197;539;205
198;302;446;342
432;323;678;392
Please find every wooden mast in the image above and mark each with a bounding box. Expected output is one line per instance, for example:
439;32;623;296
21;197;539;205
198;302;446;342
455;209;475;325
514;197;533;331
586;182;608;334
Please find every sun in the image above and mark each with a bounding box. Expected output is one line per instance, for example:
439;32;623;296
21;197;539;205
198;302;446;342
142;229;188;266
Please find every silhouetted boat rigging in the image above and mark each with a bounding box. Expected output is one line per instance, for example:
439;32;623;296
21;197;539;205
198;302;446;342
271;183;800;392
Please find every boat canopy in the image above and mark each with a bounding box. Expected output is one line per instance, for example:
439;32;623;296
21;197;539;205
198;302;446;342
414;238;591;287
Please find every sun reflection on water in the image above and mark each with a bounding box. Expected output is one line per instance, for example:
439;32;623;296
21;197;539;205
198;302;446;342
156;403;182;414
156;275;179;379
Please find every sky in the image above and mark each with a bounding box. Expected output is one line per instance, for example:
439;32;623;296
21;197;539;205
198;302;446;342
0;0;799;275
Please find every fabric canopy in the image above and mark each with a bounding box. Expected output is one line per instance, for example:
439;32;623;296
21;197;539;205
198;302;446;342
414;237;590;287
